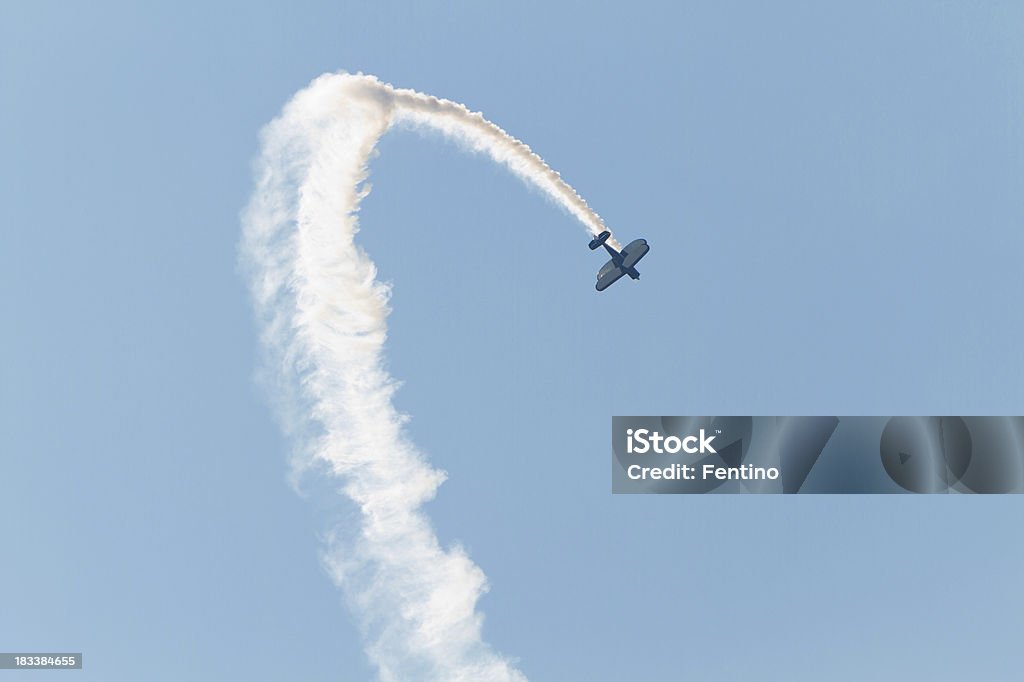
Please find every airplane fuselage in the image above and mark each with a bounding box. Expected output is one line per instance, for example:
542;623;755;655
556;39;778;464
602;243;640;278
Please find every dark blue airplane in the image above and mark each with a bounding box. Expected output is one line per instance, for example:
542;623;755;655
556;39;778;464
589;231;650;291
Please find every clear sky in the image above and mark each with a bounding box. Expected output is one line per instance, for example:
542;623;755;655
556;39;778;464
3;1;1024;680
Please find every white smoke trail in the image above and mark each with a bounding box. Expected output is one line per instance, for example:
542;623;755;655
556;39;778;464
241;72;611;681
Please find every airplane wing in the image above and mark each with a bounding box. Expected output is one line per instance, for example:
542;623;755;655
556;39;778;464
620;239;650;270
596;262;628;291
597;258;620;280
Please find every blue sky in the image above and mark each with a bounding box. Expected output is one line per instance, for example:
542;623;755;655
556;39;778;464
3;1;1024;680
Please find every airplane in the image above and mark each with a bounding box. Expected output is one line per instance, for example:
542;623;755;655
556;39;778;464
589;231;650;291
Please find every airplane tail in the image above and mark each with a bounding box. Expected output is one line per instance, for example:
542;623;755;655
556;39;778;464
588;230;611;250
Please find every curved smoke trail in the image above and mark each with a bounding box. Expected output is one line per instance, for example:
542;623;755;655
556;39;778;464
241;72;611;681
